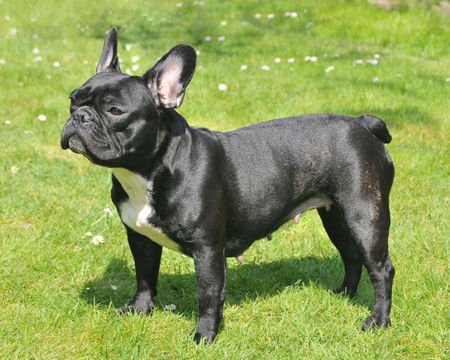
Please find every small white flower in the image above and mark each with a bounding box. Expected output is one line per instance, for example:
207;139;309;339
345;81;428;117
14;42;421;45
220;20;227;26
374;54;380;59
24;130;33;135
218;36;225;41
176;2;183;7
126;44;132;51
82;231;92;238
125;68;132;74
287;58;295;63
304;56;311;61
165;304;176;311
284;12;291;17
355;59;363;64
325;66;335;73
254;13;261;19
366;59;378;65
373;77;379;82
5;120;11;125
111;285;117;291
274;57;281;63
204;36;211;41
446;78;450;82
132;56;139;62
92;235;104;245
267;13;275;19
38;114;47;121
11;166;19;174
218;84;227;91
261;65;270;71
10;28;17;36
104;207;113;217
34;56;42;62
196;50;201;56
290;12;298;18
132;64;139;71
53;61;60;67
33;48;39;54
240;64;247;70
310;56;318;62
0;58;5;65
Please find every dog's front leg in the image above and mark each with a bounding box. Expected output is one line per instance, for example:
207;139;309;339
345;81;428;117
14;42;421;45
117;226;162;315
192;244;227;345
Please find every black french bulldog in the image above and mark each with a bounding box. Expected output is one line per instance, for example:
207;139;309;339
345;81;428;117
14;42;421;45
61;27;395;344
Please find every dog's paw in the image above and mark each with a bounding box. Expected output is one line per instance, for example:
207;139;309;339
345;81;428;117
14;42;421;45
193;330;216;346
117;302;154;316
333;286;357;298
361;314;391;331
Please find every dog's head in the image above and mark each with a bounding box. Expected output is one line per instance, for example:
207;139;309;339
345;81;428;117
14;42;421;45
60;27;196;167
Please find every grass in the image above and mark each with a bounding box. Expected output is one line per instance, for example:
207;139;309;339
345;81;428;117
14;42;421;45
0;0;448;358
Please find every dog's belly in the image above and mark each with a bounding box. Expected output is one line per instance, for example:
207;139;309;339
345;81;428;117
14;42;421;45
119;200;183;254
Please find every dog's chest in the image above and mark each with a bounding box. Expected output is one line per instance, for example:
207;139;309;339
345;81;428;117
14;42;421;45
112;168;182;254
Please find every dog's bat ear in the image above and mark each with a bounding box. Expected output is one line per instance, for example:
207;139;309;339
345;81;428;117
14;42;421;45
143;44;197;109
96;27;121;73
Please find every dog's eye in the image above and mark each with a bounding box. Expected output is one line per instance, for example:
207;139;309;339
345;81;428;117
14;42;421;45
109;107;123;116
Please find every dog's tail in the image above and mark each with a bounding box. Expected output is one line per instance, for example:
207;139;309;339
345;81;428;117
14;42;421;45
357;114;392;144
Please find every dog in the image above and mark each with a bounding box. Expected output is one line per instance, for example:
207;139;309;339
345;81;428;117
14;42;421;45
61;27;395;344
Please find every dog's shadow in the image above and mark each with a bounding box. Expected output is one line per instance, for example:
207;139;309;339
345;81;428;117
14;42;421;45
80;256;373;317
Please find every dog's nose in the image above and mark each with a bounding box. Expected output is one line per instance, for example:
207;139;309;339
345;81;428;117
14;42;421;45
73;107;92;124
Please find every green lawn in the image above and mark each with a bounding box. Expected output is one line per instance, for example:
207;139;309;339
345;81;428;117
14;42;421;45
0;0;448;359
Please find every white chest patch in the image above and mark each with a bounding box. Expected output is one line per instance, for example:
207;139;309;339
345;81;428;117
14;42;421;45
112;168;183;254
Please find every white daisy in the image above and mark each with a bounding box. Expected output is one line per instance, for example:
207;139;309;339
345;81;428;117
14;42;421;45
240;64;247;70
82;231;92;238
11;166;19;174
254;13;261;19
111;285;117;291
38;114;47;121
218;36;225;41
104;207;114;217
274;57;281;63
325;66;335;73
287;58;295;63
53;61;60;67
164;304;176;311
132;56;139;62
261;65;270;71
218;84;227;91
91;235;104;245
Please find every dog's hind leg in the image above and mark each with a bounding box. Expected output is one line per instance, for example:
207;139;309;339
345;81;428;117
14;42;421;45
318;205;363;298
338;198;395;330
